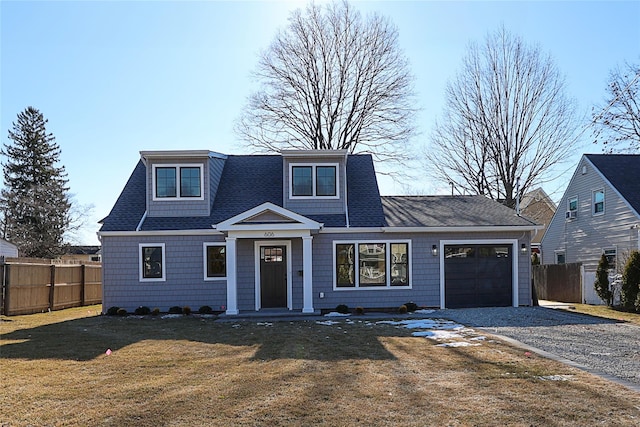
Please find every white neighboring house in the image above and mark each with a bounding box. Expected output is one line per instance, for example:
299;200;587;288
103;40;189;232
0;238;18;258
541;154;640;304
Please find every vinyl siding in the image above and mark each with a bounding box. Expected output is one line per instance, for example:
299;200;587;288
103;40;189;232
542;157;640;272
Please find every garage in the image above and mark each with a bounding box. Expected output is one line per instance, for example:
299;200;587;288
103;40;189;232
444;244;513;308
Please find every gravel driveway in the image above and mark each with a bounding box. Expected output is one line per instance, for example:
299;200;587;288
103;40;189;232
427;306;640;387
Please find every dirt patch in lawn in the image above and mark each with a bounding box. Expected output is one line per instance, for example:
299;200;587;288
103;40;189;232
2;306;640;426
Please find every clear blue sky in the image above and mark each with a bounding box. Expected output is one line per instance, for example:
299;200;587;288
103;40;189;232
2;1;639;245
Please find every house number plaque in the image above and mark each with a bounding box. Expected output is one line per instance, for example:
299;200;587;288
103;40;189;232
264;231;275;237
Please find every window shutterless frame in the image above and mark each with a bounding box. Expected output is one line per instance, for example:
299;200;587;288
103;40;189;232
203;242;227;280
139;243;166;282
151;164;205;201
289;163;339;199
592;189;604;215
333;240;411;290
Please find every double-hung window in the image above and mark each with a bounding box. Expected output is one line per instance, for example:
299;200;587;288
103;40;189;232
203;243;227;280
593;189;604;215
334;241;410;289
603;248;617;271
290;164;338;198
153;164;203;200
139;243;166;282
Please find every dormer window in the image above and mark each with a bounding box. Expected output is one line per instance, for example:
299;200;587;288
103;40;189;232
290;163;338;198
153;164;203;200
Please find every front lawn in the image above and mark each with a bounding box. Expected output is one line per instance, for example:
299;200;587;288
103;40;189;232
560;303;640;326
1;306;639;426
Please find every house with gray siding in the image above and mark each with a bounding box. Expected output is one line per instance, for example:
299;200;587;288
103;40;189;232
541;154;640;273
98;149;539;314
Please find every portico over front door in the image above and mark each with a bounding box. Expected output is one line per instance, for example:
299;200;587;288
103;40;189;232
260;246;287;308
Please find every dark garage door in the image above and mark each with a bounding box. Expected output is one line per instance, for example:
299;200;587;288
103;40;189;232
444;244;513;308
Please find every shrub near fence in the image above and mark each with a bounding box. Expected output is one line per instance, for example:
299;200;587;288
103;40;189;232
0;257;101;316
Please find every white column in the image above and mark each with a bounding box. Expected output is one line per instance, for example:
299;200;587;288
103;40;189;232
302;235;314;313
225;237;238;315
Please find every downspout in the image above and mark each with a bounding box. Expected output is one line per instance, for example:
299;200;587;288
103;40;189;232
136;211;148;232
137;152;149;232
344;152;350;228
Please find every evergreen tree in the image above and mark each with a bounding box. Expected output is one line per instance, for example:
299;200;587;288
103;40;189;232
621;250;640;311
1;107;71;258
594;253;612;306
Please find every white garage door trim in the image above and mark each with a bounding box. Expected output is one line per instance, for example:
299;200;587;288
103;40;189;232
439;239;519;309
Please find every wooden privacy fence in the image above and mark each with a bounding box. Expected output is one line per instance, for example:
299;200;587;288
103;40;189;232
532;263;582;303
0;257;101;316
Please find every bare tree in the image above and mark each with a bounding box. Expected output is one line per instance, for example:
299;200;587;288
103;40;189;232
592;61;640;153
425;27;580;208
236;1;417;167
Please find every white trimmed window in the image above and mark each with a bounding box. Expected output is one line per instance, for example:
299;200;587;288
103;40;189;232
603;247;617;271
334;240;410;289
593;189;604;215
555;250;566;265
566;196;578;220
152;164;204;200
290;163;338;199
203;243;227;280
139;243;166;282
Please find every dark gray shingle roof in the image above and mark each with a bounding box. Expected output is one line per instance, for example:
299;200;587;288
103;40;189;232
100;153;386;232
382;195;538;227
99;160;147;232
586;154;640;216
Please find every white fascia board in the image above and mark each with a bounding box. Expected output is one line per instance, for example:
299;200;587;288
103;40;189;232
98;229;224;238
280;149;348;158
140;150;213;159
381;225;543;233
216;202;322;231
320;227;384;233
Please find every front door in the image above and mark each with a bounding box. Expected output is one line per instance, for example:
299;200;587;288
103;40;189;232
260;246;287;308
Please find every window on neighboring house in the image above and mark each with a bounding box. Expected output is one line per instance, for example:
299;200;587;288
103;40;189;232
334;241;410;289
140;243;165;281
593;189;604;215
153;164;203;200
566;196;578;220
290;164;338;198
555;251;565;265
603;248;617;271
204;243;226;279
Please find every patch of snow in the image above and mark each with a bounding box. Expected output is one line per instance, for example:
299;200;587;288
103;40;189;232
469;336;486;341
415;309;435;314
537;375;574;381
436;342;481;348
316;320;340;326
256;322;273;327
324;312;350;317
160;314;183;319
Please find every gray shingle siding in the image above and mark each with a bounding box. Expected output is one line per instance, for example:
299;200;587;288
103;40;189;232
542;155;640;272
102;234;227;312
146;157;210;217
103;230;532;312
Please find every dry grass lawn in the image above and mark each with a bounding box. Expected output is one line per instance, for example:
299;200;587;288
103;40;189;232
2;305;640;426
558;303;640;326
